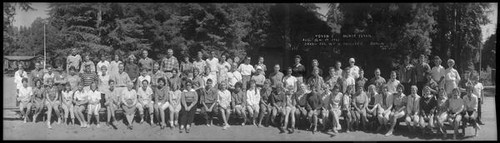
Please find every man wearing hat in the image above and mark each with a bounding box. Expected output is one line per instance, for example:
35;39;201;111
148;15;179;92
292;55;306;84
348;58;360;80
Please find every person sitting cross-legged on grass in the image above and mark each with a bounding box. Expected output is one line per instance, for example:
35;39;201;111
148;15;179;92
385;84;407;136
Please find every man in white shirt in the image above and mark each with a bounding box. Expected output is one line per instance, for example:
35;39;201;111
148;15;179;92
227;62;242;90
17;78;32;123
137;80;154;125
206;51;219;84
238;57;255;90
348;58;360;79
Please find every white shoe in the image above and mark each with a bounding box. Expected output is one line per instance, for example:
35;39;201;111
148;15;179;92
96;124;100;128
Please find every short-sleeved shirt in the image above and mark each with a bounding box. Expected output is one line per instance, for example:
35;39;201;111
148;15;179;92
206;58;219;74
154;87;169;103
246;88;260;106
463;94;478;111
67;54;82;70
18;86;33;102
138;58;154;70
251;74;266;86
269;72;284;88
62;90;74;103
192;60;207;75
473;82;483;98
283;76;297;90
218;90;231;108
162;56;179;71
202;87;218;104
386;79;400;94
415;63;431;82
122;89;137;103
238;64;255;76
137;86;153;102
74;90;87;102
448;97;464;113
227;71;242;87
431;65;446;82
80;72;98;87
393;93;407;111
87;90;102;104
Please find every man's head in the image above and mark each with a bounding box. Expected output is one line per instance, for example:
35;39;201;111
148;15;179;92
447;59;455;68
274;64;280;73
312;59;319;67
197;51;203;59
335;61;341;69
206;79;213;88
18;63;24;71
404;55;411;64
210;51;216;59
101;65;108;74
313;67;319;77
221;54;227;62
142;80;149;89
118;63;125;73
295;55;301;64
84;64;91;73
258;56;264;63
245;57;251;64
419;54;426;63
142;50;148;58
349;58;355;66
433;56;441;66
167;49;174;57
35;62;41;70
153;62;160;71
374;68;381;77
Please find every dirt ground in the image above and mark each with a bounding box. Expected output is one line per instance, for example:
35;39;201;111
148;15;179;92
3;75;497;141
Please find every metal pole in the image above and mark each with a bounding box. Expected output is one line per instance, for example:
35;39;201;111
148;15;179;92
44;22;46;71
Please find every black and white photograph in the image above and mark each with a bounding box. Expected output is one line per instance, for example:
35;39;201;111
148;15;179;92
2;2;498;141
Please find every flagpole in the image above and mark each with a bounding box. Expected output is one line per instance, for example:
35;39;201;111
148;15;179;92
44;22;46;71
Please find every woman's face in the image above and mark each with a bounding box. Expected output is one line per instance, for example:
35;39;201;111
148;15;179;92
448;61;454;68
391;72;396;79
114;55;119;61
222;55;226;61
288;68;293;75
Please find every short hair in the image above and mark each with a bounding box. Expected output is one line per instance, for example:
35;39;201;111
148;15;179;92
295;55;301;60
332;84;340;91
411;85;418;91
34;79;43;86
397;84;405;91
157;78;166;85
108;79;115;84
448;59;455;65
235;82;243;89
367;84;376;92
142;79;149;84
329;67;335;71
21;78;29;83
434;56;441;62
206;78;213;83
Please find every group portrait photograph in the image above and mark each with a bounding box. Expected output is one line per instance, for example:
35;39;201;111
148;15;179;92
2;2;498;141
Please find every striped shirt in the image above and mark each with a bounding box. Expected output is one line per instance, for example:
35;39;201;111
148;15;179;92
80;72;98;87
